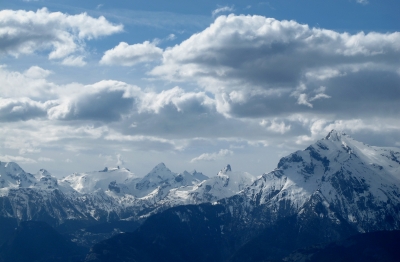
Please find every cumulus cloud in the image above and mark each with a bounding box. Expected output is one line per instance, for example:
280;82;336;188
260;119;291;134
0;97;56;122
24;66;52;79
150;15;400;118
190;149;233;163
0;8;122;61
139;86;214;114
0;65;57;99
0;12;399;177
48;80;141;122
100;41;163;66
0;66;221;131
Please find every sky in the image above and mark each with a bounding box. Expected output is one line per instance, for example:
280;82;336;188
0;0;399;178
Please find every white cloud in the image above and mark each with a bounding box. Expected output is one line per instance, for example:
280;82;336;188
150;15;400;118
212;6;235;17
24;66;52;79
166;34;176;41
104;132;188;151
190;149;233;163
309;93;331;101
0;65;57;99
116;154;124;166
139;86;214;114
0;97;56;121
47;80;141;121
61;56;87;67
260;119;291;134
356;0;369;4
0;8;122;60
297;94;313;108
100;41;163;66
294;118;400;145
0;155;37;164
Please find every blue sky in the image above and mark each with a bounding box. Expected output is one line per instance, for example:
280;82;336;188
1;0;399;177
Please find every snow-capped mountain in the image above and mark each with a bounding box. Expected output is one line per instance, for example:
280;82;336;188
60;166;140;194
137;164;255;218
165;164;254;204
131;163;208;198
0;162;36;191
0;161;87;224
85;130;400;262
229;130;400;231
0;159;255;228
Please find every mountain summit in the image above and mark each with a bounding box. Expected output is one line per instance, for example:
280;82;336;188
240;129;400;231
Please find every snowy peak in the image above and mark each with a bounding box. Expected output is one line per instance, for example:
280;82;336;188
244;130;400;232
0;162;36;189
34;169;58;189
133;163;202;198
325;129;346;141
182;165;255;203
145;163;174;180
135;163;176;188
0;161;24;174
218;164;232;176
36;169;52;178
61;166;139;194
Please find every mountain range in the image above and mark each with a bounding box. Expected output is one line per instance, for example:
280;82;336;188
0;157;254;247
85;130;400;261
1;130;400;261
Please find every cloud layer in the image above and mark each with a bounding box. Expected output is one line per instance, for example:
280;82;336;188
1;11;400;177
0;8;122;62
150;15;400;118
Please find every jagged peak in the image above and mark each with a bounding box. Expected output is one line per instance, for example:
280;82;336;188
181;170;191;176
192;170;206;176
37;169;51;177
219;164;232;175
147;162;173;176
154;162;167;169
98;166;131;173
325;129;348;141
